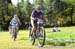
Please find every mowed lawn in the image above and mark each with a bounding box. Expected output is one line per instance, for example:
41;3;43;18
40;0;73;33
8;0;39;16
0;26;75;49
46;26;75;40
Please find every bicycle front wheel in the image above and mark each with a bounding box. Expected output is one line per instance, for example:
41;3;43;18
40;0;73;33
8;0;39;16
38;28;46;47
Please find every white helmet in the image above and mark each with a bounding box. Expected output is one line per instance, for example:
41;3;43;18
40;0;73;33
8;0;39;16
35;5;41;10
13;15;19;20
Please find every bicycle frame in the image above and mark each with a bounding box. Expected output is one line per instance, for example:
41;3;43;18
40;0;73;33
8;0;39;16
34;21;44;38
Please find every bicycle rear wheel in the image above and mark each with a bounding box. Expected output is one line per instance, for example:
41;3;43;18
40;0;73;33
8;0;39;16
38;28;46;47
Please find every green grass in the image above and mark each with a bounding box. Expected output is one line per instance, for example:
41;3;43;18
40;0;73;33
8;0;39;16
0;30;39;49
45;26;75;46
46;26;75;40
0;26;75;49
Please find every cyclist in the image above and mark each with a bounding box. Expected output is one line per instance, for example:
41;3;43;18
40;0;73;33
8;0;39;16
10;15;21;39
30;5;47;40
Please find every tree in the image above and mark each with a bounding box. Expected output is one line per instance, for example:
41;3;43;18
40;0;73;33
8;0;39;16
45;0;53;19
64;0;75;25
16;0;32;29
20;0;32;21
34;0;44;5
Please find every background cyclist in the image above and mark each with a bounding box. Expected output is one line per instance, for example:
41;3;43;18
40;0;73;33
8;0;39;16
10;14;21;39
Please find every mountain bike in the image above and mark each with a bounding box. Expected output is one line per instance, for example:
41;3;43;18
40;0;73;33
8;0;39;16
12;27;18;41
11;23;19;41
29;19;46;47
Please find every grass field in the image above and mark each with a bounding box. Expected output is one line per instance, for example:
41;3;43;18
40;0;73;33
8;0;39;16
46;26;75;39
0;26;75;49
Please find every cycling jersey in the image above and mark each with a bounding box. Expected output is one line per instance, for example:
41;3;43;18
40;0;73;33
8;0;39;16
11;20;18;27
31;10;44;25
31;10;44;20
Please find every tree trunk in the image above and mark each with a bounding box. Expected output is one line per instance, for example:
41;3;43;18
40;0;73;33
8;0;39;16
70;5;74;25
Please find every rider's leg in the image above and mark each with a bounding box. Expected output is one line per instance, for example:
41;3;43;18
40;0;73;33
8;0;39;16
29;21;35;40
31;24;36;36
16;26;19;38
11;26;14;38
31;19;38;35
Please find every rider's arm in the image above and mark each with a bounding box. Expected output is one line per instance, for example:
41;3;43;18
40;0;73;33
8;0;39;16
42;15;45;20
43;15;48;22
18;19;21;26
40;12;45;20
10;18;13;25
31;10;36;20
40;12;48;22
